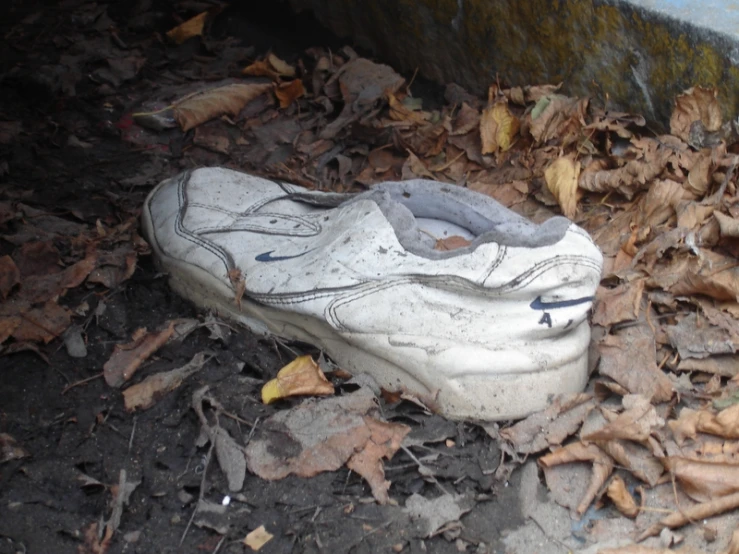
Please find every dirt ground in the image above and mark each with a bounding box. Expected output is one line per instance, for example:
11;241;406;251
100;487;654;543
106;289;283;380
0;2;523;553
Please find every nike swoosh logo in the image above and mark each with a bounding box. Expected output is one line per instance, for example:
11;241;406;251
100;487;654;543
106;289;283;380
255;249;312;262
530;296;594;310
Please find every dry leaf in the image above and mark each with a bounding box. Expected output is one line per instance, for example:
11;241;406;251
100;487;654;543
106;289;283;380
637;489;739;541
499;393;595;454
123;352;209;411
584;395;663;443
243;525;273;551
261;355;335;404
228;268;246;307
166;11;208;44
451;102;480;135
388;94;429;125
597;325;673;403
274;79;305;109
714;211;739;238
669;404;739;444
173;83;272;132
670;86;722;143
544;155;580;219
663;457;739;502
593;280;645;327
607;475;639;518
434;236;471;251
244;388;409;504
0;255;19;299
539;441;614;515
103;322;175;387
242;53;296;79
480;99;519;154
529;94;587;145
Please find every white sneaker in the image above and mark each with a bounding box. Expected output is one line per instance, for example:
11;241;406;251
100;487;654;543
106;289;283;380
142;168;602;421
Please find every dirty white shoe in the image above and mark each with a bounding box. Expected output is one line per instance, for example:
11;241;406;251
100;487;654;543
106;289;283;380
142;167;602;421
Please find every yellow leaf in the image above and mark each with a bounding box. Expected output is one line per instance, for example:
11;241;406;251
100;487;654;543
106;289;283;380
544;155;580;219
480;100;519;154
166;11;208;44
243;525;273;551
261;355;335;404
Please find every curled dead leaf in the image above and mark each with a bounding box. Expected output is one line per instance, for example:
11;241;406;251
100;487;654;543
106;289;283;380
103;322;175;388
539;441;614;515
261;355;335;404
173;83;272;132
606;475;639;518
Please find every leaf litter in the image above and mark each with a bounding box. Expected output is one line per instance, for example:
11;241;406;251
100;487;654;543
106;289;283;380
7;5;739;551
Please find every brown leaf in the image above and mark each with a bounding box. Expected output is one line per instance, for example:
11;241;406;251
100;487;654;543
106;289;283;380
21;251;98;303
596;439;664;486
578;138;672;199
714;211;739;238
11;301;71;343
346;416;407;504
173;83;273;132
434;236;471;251
670;86;722;143
499;393;595;454
228;268;246;307
528;94;587;145
103;322;175;388
387;94;429;125
480;99;519;154
597;325;673;403
606;475;639;518
584;395;663;443
274;79;305;109
663;456;739;502
451;102;480;135
669;404;739;444
539;441;614;515
593;279;645;327
244;388;409;504
637;490;739;541
0;255;20;300
123;352;209;412
242;53;296;79
544;155;580;219
261;355;334;404
166;11;209;44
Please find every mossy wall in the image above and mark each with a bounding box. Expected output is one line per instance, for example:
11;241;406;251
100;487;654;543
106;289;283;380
290;0;739;127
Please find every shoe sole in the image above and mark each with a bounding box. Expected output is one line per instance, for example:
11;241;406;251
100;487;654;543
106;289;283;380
143;191;590;421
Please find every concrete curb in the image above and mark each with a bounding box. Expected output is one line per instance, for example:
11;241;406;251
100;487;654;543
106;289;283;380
289;0;739;127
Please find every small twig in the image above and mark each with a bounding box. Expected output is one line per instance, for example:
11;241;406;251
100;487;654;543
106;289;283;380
128;417;137;453
180;443;214;546
61;372;104;395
